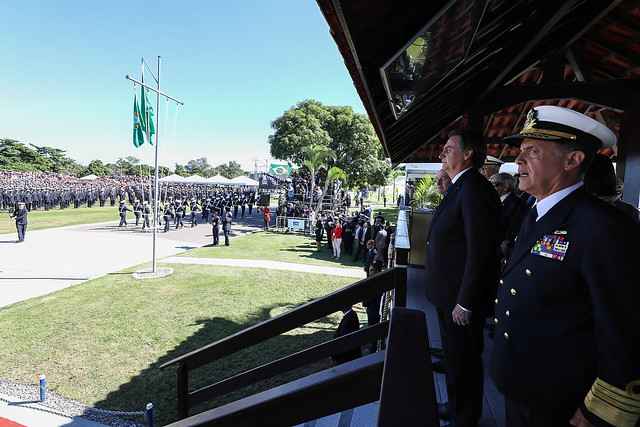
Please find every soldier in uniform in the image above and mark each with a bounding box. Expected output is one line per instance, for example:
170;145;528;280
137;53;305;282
222;206;232;246
211;208;220;245
233;199;239;219
142;201;151;230
163;203;173;233
491;106;640;427
202;198;211;224
175;200;185;229
133;199;142;226
189;199;199;227
10;201;28;242
118;201;130;227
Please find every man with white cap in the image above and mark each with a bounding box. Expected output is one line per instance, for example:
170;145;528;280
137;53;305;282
10;201;28;242
490;106;640;427
481;155;504;178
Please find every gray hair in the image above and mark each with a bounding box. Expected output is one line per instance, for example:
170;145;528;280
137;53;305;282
491;172;516;193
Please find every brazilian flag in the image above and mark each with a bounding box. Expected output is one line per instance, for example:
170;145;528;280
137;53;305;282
139;86;155;145
133;94;145;148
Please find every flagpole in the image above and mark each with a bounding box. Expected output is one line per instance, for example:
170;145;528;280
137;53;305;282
152;56;161;273
126;58;183;278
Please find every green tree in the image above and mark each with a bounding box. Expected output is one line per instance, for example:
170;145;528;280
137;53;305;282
387;168;405;203
152;166;170;177
0;139;51;171
301;144;335;203
268;100;390;188
114;157;141;176
83;160;110;176
411;176;442;209
316;166;347;212
30;144;82;175
185;157;212;176
268;100;332;164
174;164;188;176
215;161;245;179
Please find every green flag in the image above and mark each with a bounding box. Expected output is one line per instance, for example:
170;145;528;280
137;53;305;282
133;94;145;148
269;163;291;177
140;86;155;145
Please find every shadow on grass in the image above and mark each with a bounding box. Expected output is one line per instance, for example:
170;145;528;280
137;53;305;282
75;301;340;426
280;243;363;269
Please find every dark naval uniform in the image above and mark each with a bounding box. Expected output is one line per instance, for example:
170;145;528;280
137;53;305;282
11;204;28;242
211;211;220;245
490;188;640;427
491;105;640;427
222;210;232;246
118;203;130;226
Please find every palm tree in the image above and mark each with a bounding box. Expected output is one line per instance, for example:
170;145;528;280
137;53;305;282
387;168;404;204
301;144;335;207
317;166;347;213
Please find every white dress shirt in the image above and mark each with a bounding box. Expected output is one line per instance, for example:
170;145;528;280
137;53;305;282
533;181;584;221
500;192;512;203
450;167;473;314
451;168;472;184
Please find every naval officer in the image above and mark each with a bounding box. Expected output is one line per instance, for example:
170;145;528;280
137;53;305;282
490;106;640;427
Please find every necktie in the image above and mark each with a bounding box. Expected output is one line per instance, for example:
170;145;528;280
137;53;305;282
517;205;538;243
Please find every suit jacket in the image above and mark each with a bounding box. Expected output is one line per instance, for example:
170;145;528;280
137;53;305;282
500;192;527;243
490;189;640;426
424;169;501;314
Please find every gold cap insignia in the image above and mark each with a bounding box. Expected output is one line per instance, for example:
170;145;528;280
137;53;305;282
522;109;538;133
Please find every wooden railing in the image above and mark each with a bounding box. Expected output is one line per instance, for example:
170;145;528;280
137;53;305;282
160;267;407;420
163;305;438;427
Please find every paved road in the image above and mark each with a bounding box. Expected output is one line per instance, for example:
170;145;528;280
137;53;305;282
0;213;263;308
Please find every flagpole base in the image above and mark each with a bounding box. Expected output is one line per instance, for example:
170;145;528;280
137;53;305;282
132;267;174;280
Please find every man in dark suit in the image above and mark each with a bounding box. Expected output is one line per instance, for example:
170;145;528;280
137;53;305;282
491;106;640;427
425;130;502;427
11;201;28;242
489;172;528;258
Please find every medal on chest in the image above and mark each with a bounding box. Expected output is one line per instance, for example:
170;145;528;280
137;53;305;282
531;231;569;261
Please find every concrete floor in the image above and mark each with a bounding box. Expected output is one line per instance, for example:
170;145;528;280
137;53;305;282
0;213;263;309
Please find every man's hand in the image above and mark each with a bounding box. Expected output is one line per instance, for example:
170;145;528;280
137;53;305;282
452;304;472;326
569;408;593;427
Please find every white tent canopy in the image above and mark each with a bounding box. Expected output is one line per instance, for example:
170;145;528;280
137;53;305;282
207;174;231;185
159;174;185;183
229;176;259;186
79;174;98;180
185;175;207;183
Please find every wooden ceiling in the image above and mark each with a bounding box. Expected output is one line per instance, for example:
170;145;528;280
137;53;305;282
316;0;640;163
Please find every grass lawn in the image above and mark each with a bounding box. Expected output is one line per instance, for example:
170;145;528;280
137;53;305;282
0;205;117;234
183;231;366;269
0;264;355;425
372;207;400;225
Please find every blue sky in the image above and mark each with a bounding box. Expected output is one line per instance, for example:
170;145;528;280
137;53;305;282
0;1;364;171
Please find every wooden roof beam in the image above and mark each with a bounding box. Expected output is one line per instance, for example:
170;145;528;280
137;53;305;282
480;79;640;115
563;0;625;49
566;48;587;82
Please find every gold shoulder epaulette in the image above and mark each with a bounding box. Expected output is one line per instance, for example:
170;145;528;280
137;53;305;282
584;378;640;427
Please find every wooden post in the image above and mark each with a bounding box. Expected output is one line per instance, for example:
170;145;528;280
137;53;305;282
618;105;640;209
393;268;407;308
177;362;189;419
